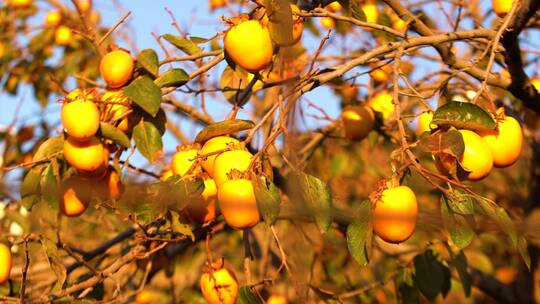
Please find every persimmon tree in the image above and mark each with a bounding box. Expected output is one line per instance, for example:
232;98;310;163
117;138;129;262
0;0;539;303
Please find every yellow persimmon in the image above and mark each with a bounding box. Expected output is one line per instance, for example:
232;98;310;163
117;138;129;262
369;91;394;120
341;105;375;141
55;26;72;46
45;11;62;27
0;243;12;284
63;136;106;172
60;175;93;216
213;149;253;187
200;267;239;304
224;20;273;73
100;50;134;89
218;178;260;229
200;136;240;176
458;129;493;181
373;185;417;244
61;99;100;141
479;114;522;168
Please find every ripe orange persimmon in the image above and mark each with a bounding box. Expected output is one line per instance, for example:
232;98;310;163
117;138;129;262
101;90;134;132
186;178;217;223
60;175;93;216
160;168;174;181
217;178;260;229
75;0;91;12
370;64;392;83
479;114;522;168
100;50;134;89
200;267;239;304
268;295;287;304
369;91;394;120
213;149;253;187
417;111;435;134
531;77;540;93
458;129;493;180
362;1;379;24
209;0;227;10
224;20;273;73
98;168;123;201
61;99;100;141
492;0;512;17
45;11;62;27
200;136;240;176
327;1;342;12
372;185;417;244
0;243;12;284
320;17;336;30
172;145;200;177
63;136;106;172
55;26;72;46
341;105;375;141
7;0;31;8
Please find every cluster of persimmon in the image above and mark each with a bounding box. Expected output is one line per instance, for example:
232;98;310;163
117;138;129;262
60;48;135;216
164;135;262;230
418;108;523;181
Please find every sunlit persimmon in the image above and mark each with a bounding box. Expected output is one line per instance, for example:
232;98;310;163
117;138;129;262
209;0;227;10
160;168;174;181
200;136;240;176
492;0;512;17
373;185;417;244
200;267;239;304
186;177;217;223
458;129;493;180
268;295;287;304
341;105;375;141
213;149;253;187
61;99;100;141
479;114;522;168
370;64;393;83
224;20;273;73
0;243;11;284
101;90;134;132
326;1;342;12
55;26;72;46
361;1;379;24
172;145;200;177
98;168;123;201
368;91;394;120
75;0;91;12
100;50;134;88
320;17;336;30
7;0;31;8
45;11;62;27
60;175;93;217
217;178;260;229
63;136;106;172
531;77;540;93
416;111;435;134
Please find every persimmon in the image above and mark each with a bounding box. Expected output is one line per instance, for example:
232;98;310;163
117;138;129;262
217;178;260;229
320;17;336;30
63;136;106;172
369;91;394;120
458;129;493;180
416;111;434;134
200;267;239;304
210;0;227;10
135;291;153;304
7;0;31;8
98;168;123;201
200;136;240;176
100;50;134;89
213;149;253;187
55;26;72;46
479;114;522;168
326;1;342;12
341;105;375;141
45;11;62;27
60;175;93;216
224;20;273;73
531;77;540;93
0;243;11;284
75;0;91;12
492;0;512;17
160;168;174;181
101;90;134;132
362;1;379;24
186;177;217;223
268;295;287;304
370;64;392;83
372;185;417;244
61;99;100;141
172;145;200;177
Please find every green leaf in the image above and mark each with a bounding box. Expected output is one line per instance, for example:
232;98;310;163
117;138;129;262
99;122;131;149
432;101;497;131
194;119;254;143
395;268;420;304
33;136;63;163
264;0;294;46
20;167;42;210
133;120;163;163
446;189;475;215
162;34;203;55
346;200;372;266
237;286;262;304
452;251;472;297
219;66;254;106
252;175;281;226
350;1;367;22
123;76;162;117
297;173;333;233
441;196;474;250
154;68;189;88
170;210;195;241
136;49;159;78
40;238;67;291
413;250;451;300
40;162;59;209
418;129;465;158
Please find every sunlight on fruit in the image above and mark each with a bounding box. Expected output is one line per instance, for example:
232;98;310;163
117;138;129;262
224;20;273;73
373;185;418;244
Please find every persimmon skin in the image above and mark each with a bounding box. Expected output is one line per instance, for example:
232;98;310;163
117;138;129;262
55;26;72;46
63;136;106;172
61;100;100;141
267;295;287;304
213;150;253;187
361;1;379;24
458;130;493;181
479;116;522;168
200;267;238;304
320;17;335;30
217;179;260;229
224;20;273;73
100;50;134;89
8;0;31;8
369;91;394;120
341;105;375;141
45;11;62;27
60;175;93;217
492;0;512;17
171;148;199;177
97;168;123;201
0;243;12;284
417;111;435;135
101;90;133;132
200;136;240;177
372;185;418;244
